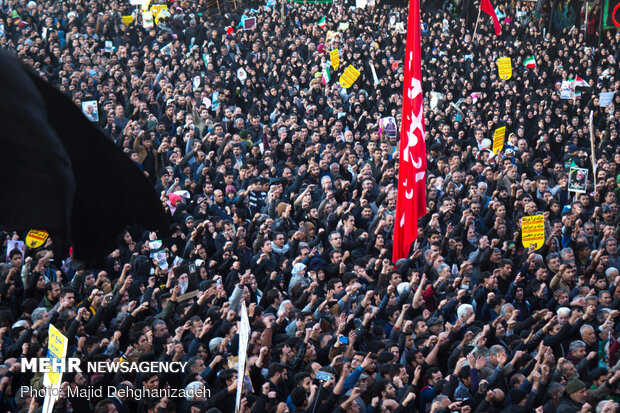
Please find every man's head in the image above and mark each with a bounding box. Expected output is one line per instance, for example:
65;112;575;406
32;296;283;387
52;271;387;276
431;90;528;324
566;379;587;404
328;231;342;249
426;367;443;386
8;249;22;268
569;340;586;360
268;363;288;384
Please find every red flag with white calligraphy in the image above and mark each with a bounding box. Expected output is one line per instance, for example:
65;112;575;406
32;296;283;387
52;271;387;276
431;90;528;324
392;0;427;263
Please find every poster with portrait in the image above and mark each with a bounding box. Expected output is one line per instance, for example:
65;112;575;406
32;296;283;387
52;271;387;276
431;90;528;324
81;100;99;122
6;240;25;263
388;12;400;27
568;166;588;193
380;117;397;138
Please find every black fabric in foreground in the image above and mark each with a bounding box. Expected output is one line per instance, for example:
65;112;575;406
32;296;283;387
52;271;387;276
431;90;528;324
0;50;170;267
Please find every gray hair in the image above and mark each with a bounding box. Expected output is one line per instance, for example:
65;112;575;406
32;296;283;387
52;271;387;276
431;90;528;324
605;267;619;278
437;264;449;274
580;324;594;335
557;307;571;317
531;254;543;263
500;304;514;317
560;247;574;257
457;304;474;321
547;382;565;399
432;395;451;406
569;340;586;353
489;345;506;356
31;307;48;323
184;381;205;401
277;300;292;317
584;296;598;306
597;400;616;413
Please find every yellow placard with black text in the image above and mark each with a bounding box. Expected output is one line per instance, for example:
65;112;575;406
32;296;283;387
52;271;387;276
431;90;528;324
339;65;360;89
521;215;545;249
493;126;506;154
497;57;512;80
330;49;340;70
42;324;68;413
25;229;49;248
121;16;134;26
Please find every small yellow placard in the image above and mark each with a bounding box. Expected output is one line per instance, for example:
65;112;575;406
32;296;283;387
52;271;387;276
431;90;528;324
121;15;134;26
497;57;512;80
521;215;545;249
25;229;48;248
493;126;506;154
339;65;360;89
330;49;340;70
44;324;68;389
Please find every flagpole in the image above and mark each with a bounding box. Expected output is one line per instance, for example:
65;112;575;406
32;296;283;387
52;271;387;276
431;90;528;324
590;111;597;189
584;2;588;37
472;1;483;42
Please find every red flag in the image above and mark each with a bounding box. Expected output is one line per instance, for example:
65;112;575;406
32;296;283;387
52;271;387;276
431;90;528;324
481;0;501;35
393;0;427;263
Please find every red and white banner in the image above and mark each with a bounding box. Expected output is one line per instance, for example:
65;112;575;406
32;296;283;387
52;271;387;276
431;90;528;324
393;0;427;263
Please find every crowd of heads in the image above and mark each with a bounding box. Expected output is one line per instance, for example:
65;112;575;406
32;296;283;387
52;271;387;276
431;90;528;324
1;0;620;411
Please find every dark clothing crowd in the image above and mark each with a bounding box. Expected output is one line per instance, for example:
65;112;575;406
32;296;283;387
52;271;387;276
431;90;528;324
0;0;620;412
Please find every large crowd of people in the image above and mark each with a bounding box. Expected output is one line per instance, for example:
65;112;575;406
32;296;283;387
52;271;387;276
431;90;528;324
0;0;620;411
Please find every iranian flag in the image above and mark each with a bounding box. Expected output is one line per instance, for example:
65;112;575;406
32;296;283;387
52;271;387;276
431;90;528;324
523;56;536;68
321;66;331;85
573;76;588;87
316;16;326;29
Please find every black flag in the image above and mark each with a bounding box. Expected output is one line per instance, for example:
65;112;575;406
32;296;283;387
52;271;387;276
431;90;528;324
0;50;170;267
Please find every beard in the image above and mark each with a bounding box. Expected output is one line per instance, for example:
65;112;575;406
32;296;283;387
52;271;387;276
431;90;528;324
179;280;189;294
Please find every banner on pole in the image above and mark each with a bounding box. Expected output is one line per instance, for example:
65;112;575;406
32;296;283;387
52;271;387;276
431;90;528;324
42;325;68;413
235;302;251;413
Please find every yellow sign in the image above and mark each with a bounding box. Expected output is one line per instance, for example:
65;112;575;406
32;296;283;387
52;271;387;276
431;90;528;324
339;65;360;89
330;49;340;70
47;324;67;385
121;15;134;26
497;57;512;80
25;229;48;248
150;4;166;15
141;0;151;11
151;4;169;24
493;126;506;154
42;324;68;413
48;325;66;359
521;215;545;249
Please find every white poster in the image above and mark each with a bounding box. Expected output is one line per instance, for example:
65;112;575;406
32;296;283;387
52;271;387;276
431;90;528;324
600;92;615;107
142;11;154;29
235;301;251;413
6;240;25;263
81;100;99;122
